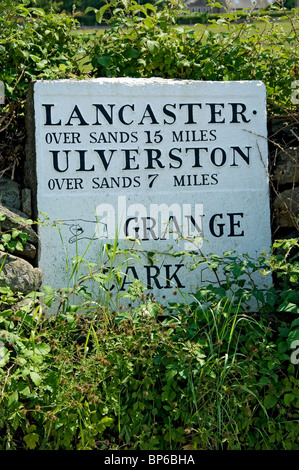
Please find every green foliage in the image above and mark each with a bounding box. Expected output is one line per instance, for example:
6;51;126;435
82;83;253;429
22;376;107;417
84;0;298;113
0;240;298;450
0;0;82;103
178;8;299;25
0;213;29;254
0;0;298;450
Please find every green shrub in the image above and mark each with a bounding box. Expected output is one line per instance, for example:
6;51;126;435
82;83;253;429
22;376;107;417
0;240;298;450
84;0;298;114
0;0;82;103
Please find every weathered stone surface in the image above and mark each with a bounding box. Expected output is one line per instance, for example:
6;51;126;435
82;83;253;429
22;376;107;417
0;204;38;244
0;177;21;211
0;251;43;294
268;117;298;145
21;188;32;217
273;187;299;228
273;147;299;185
14;242;37;260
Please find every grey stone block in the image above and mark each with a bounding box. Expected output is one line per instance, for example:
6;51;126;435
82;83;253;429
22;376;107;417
0;251;43;294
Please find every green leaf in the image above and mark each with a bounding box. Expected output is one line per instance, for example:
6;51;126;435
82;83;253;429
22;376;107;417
124;48;139;59
147;40;159;53
35;343;51;356
30;371;42;386
97;56;112;67
24;433;39;450
85;6;96;14
18;382;32;397
7;390;18;406
95;4;111;24
264;395;277;409
284;393;295;406
1;234;11;243
36;59;48;70
97;416;114;433
277;301;298;313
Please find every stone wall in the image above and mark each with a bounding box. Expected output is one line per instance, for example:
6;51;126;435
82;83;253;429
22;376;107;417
0;178;42;294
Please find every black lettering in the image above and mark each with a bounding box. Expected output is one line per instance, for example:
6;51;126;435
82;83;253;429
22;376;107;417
209;214;225;237
94;149;116;171
229;103;251;123
122;149;139;170
76;150;95;172
163;103;176;124
172;131;183;142
206;103;225;124
145;149;165;169
141;217;158;241
65;105;88;126
120;266;139;290
211;148;226;167
125;217;139;238
211;173;218;185
187;147;208;168
50;150;69;173
93;104;115;125
119;104;134;125
89;132;97;143
138;104;159;125
145;265;163;289
227;213;244;237
42;104;62;126
230;146;251;166
179;103;202;124
169;148;182;169
164;264;185;289
92;177;100;189
173;175;185;187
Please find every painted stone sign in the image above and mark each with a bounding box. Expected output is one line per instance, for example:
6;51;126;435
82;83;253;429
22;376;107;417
30;77;271;305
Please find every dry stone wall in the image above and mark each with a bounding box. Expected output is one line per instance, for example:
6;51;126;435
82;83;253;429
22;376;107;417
0;178;42;294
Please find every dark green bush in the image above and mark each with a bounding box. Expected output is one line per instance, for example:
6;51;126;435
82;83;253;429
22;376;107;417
0;0;82;102
0;241;298;450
